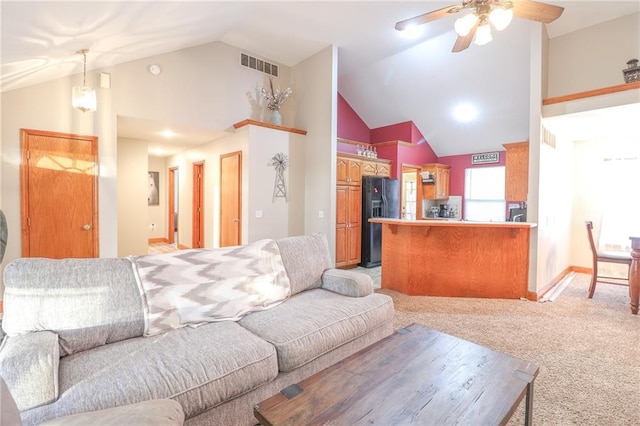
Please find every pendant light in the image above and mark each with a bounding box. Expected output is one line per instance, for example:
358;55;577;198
72;49;97;112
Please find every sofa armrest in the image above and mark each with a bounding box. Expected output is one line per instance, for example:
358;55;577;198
0;330;59;411
321;269;373;297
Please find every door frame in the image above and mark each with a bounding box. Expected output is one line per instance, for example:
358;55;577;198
167;167;178;245
401;164;423;220
20;128;99;257
192;161;204;248
219;151;242;247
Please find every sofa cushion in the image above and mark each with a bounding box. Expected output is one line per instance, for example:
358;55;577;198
0;331;59;411
2;258;144;356
239;289;394;372
275;233;332;296
20;321;278;425
38;399;185;426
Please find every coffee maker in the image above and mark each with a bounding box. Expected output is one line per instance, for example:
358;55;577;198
439;204;453;218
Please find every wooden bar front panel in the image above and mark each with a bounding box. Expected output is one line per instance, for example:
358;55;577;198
380;222;531;299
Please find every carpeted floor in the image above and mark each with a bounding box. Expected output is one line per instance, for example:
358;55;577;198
377;273;640;425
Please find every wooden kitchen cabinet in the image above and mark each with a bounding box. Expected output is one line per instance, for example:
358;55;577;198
422;163;450;200
336;155;363;267
362;159;391;177
337;156;362;186
335;184;361;267
503;142;529;201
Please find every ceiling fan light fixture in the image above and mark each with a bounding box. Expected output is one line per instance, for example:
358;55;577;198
71;49;97;113
474;23;493;46
489;6;514;31
454;13;478;37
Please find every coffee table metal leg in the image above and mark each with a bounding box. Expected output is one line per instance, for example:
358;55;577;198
525;380;534;426
514;369;535;426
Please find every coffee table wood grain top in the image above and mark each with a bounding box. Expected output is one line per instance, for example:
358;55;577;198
255;323;539;425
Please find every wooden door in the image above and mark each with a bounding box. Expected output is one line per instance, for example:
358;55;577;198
168;167;178;245
20;129;98;258
347;186;362;264
220;151;241;247
192;162;204;248
335;185;348;266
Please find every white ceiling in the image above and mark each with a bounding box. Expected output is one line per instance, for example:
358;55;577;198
2;1;639;157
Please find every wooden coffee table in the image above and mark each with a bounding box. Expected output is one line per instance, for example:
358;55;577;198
255;323;539;425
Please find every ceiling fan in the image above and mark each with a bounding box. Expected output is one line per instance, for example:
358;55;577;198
395;0;564;53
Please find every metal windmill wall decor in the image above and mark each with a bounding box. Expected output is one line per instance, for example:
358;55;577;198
270;152;288;202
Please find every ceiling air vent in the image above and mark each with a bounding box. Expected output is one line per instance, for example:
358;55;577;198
240;53;279;77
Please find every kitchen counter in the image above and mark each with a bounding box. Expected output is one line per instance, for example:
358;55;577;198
369;218;537;299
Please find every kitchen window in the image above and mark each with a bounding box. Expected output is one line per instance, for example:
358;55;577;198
464;166;506;221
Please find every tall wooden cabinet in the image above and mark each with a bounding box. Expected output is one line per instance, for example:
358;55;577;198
336;156;362;267
421;163;450;200
503;142;529;201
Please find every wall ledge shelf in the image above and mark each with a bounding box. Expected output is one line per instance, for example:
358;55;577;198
233;119;307;135
543;81;640;106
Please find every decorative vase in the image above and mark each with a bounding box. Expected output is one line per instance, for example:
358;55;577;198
270;109;282;126
622;58;639;84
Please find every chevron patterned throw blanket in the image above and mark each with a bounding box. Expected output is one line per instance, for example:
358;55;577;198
130;239;291;336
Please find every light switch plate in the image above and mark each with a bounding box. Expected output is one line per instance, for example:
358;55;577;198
255;210;263;219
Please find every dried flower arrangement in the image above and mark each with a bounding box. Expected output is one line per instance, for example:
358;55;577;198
260;79;292;111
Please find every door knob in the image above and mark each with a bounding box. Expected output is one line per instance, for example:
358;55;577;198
82;224;91;230
232;218;239;223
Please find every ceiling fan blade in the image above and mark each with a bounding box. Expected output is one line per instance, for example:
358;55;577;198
395;4;462;31
452;23;477;53
511;0;564;24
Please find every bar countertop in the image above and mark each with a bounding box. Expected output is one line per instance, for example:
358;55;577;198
369;218;537;229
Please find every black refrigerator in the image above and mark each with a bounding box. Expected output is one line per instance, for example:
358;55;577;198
359;176;400;268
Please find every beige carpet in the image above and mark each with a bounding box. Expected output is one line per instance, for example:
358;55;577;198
377;273;640;425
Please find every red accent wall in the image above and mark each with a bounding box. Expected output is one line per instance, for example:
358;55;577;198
337;93;371;143
438;151;507;196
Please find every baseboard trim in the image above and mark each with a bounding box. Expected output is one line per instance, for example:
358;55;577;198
529;266;574;301
148;238;169;244
177;243;190;250
570;266;592;274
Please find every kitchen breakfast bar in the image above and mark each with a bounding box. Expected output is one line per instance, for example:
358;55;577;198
370;219;537;300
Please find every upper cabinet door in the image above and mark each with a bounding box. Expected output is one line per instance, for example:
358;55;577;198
503;142;529;201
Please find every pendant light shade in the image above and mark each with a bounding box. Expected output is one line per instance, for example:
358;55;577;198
489;6;514;31
72;49;97;112
474;23;493;46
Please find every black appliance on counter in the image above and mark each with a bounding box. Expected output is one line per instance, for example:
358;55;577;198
360;176;399;268
508;207;527;222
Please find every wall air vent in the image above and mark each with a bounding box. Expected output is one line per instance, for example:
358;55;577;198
240;53;279;77
542;126;556;149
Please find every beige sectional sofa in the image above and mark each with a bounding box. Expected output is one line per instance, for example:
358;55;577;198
0;233;394;425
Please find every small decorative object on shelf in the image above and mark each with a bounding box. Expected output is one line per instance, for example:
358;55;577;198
270;152;289;202
622;58;639;84
260;79;292;125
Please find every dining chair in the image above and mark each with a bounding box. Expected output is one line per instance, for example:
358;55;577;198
585;221;632;298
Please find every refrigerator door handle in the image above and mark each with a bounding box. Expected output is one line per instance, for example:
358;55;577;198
381;194;388;217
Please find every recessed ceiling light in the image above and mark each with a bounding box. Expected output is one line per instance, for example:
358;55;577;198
453;103;478;122
161;130;175;138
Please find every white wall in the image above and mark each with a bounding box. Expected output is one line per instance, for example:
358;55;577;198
548;13;640;97
246;125;305;242
117;137;149;256
148;156;167;241
0;40;298;266
292;45;338;256
535;136;574;287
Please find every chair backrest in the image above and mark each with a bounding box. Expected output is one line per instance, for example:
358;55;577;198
585;221;598;259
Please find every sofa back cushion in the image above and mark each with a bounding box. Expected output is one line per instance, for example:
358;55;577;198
275;233;332;296
2;258;144;356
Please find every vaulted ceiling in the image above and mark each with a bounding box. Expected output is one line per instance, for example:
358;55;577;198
2;1;639;157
